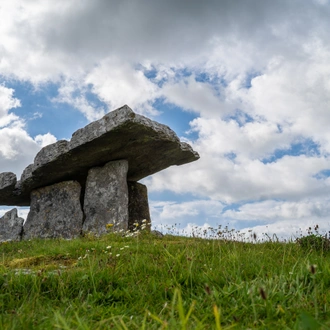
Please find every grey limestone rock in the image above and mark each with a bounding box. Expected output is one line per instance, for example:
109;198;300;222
0;172;17;189
23;181;83;240
0;208;24;242
0;105;199;206
128;182;151;231
0;172;18;206
82;160;129;236
151;230;164;238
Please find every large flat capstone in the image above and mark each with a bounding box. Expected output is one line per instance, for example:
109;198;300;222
0;105;199;206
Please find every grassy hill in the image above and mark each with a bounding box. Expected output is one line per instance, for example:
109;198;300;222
0;229;329;329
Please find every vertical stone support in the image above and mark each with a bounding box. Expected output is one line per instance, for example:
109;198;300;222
23;181;83;239
128;182;151;231
0;208;24;242
82;160;129;235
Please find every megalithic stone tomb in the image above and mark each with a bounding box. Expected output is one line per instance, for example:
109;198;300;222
0;105;199;241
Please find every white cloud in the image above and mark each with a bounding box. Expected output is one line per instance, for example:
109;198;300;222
85;59;160;116
0;84;20;118
223;199;330;221
0;84;57;175
161;76;226;117
147;150;330;204
34;133;57;148
150;199;225;233
0;123;57;175
54;79;106;122
1;1;330;237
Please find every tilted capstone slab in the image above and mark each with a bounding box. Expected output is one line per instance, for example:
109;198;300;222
82;160;129;236
0;105;199;206
0;208;24;242
128;182;151;231
23;181;84;240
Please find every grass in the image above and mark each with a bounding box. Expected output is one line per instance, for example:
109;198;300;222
0;226;330;329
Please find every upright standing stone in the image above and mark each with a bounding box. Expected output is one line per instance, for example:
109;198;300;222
23;181;83;240
82;160;129;235
0;208;24;242
128;182;151;231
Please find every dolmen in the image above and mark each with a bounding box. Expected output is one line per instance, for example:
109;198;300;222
0;105;199;241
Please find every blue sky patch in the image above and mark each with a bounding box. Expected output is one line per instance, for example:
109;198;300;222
313;169;330;180
261;139;320;164
224;152;237;161
153;98;199;140
149;190;201;203
3;79;93;140
224;109;254;127
243;71;262;89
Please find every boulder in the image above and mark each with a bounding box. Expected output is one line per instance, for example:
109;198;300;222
151;230;164;238
0;105;199;206
0;172;18;206
128;182;151;231
82;160;129;236
0;208;24;242
22;181;83;240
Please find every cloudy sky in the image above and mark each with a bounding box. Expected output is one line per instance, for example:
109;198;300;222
1;0;330;240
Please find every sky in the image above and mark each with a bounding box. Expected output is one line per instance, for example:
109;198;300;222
1;0;330;240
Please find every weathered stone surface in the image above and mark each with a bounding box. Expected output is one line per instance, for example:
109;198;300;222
0;105;199;206
82;160;129;235
0;208;24;242
151;230;164;238
128;182;151;231
0;172;18;206
22;181;83;240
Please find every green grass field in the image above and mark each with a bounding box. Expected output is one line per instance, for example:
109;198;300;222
0;227;330;329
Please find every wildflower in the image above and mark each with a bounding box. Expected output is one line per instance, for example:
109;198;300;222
125;245;129;248
142;219;147;223
116;254;120;257
78;256;82;260
106;223;114;229
120;247;124;250
106;246;111;249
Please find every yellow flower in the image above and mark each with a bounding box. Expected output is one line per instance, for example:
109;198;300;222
106;223;114;229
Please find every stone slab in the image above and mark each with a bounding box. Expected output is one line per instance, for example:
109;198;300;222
128;182;151;231
0;172;19;206
22;181;84;240
82;160;129;235
0;105;199;206
0;208;24;242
